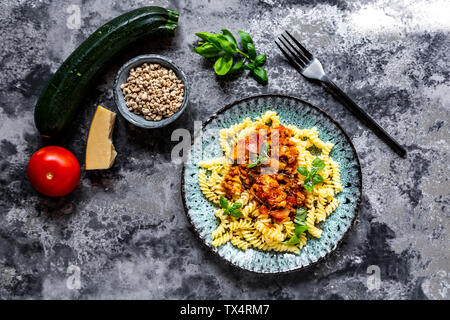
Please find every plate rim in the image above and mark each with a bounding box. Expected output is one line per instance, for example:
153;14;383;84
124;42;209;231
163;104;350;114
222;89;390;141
181;93;362;274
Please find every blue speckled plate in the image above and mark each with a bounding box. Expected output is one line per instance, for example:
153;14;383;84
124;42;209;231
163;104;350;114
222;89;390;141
181;95;362;273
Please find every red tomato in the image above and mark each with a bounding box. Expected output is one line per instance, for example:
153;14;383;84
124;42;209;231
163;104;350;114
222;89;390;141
27;146;80;197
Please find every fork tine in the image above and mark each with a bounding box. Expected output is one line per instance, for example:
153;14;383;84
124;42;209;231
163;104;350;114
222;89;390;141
276;40;305;69
285;30;313;60
280;34;309;65
279;36;310;69
275;41;305;72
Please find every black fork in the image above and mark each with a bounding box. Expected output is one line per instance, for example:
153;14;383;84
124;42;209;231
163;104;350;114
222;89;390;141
276;31;407;158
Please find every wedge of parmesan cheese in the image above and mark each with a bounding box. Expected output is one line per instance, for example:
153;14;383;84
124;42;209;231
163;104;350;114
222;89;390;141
85;105;117;170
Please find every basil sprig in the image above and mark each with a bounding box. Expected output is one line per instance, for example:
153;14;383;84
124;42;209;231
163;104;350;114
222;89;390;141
194;29;268;85
220;196;242;218
297;157;325;193
247;142;269;168
283;208;309;245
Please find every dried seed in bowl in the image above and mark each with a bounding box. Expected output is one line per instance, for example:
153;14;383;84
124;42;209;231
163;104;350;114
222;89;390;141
121;62;184;121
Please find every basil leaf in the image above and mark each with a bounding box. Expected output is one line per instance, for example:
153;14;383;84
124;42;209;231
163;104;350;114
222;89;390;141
247;43;257;60
312;157;325;172
283;234;300;245
232;202;242;210
247;163;258;169
238;30;253;50
260;142;269;157
308;169;317;179
296;207;307;216
294;220;306;227
194;43;221;58
312;174;324;185
229;61;244;74
218;37;237;54
214;55;233;76
297;167;309;176
223;208;230;215
294;208;307;224
260;157;268;163
253;66;268;85
255;54;267;66
209;34;236;52
311;157;323;167
294;224;309;236
193;30;268;85
230;209;241;218
221;29;237;47
304;179;314;192
195;32;214;41
205;34;223;49
243;62;255;70
249;152;259;163
220;196;229;209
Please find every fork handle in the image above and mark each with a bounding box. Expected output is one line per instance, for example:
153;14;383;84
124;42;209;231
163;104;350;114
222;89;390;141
321;76;407;158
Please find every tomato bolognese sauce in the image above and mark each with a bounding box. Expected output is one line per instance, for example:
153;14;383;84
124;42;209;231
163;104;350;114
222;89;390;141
222;124;307;223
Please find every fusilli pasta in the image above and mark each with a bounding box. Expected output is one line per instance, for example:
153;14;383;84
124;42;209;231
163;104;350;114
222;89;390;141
199;111;342;254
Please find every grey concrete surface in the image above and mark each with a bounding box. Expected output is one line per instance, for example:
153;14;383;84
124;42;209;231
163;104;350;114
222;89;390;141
0;0;448;299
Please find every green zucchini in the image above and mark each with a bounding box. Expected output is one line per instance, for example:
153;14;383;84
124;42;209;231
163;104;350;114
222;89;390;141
34;6;179;138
